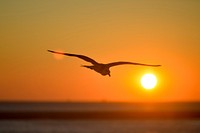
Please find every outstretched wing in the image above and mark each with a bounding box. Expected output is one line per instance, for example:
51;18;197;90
47;50;98;65
107;61;161;68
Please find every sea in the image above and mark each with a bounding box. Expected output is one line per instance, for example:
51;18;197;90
0;102;200;133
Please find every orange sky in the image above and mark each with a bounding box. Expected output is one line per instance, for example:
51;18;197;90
0;0;200;102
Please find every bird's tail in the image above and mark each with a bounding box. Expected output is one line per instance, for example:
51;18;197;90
81;65;94;70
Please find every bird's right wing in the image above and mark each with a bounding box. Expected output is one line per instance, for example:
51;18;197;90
107;61;161;68
47;50;98;65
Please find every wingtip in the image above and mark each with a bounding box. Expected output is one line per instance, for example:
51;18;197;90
47;50;55;53
151;64;161;67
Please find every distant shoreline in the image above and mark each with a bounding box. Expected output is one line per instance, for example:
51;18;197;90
1;111;200;120
1;102;200;120
1;101;200;104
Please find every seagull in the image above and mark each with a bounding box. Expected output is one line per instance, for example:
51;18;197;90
48;50;161;77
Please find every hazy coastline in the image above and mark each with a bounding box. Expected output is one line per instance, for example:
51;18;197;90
1;102;200;120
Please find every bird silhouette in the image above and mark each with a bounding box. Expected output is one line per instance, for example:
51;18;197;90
48;50;161;77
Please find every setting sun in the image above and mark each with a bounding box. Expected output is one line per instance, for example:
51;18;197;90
141;73;157;90
1;0;200;103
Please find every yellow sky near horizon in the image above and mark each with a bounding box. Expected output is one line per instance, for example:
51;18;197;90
0;0;200;102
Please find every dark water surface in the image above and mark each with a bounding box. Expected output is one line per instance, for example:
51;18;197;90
0;102;200;133
0;119;200;133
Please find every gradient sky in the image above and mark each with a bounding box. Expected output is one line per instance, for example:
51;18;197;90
0;0;200;102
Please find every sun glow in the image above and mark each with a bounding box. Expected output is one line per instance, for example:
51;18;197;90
141;73;157;90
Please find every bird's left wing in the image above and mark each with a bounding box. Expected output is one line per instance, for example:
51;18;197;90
47;50;98;65
107;61;161;68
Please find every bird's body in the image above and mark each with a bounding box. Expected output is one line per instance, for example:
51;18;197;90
48;50;161;77
82;64;111;76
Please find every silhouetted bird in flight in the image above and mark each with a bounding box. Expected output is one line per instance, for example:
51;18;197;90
48;50;161;77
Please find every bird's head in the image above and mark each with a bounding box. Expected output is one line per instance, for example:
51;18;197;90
102;68;111;77
108;73;111;77
107;69;111;77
